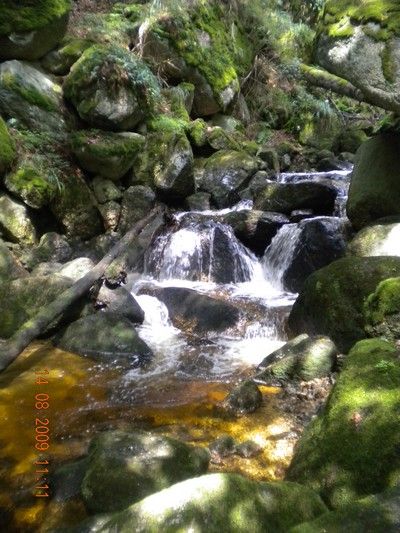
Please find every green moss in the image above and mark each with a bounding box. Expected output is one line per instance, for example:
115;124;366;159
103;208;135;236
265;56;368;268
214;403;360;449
71;130;144;159
381;42;397;83
187;118;208;147
5;165;57;208
1;71;58;112
287;338;400;508
0;0;71;36
365;277;400;324
0;117;15;173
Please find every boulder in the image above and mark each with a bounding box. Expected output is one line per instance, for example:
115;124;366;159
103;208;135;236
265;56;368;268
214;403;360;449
288;256;400;352
98;201;121;232
41;38;93;75
348;217;400;256
95;285;144;324
57;257;95;282
199;150;259;207
0;0;70;61
64;44;160;131
0;117;15;175
55;312;153;367
25;232;72;269
287;339;400;508
347;134;400;230
185;192;211;211
4;163;58;209
91;177;122;205
81;429;210;513
223;381;263;415
255;335;338;385
118;186;156;234
71;130;145;181
0;238;28;282
255;182;337;216
364;277;400;341
0;193;37;244
0;60;66;134
74;473;327;532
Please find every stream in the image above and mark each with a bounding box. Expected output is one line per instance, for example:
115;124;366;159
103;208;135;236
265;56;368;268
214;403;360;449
0;168;352;531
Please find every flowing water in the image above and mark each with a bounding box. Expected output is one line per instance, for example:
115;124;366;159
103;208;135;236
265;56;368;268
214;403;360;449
0;167;352;531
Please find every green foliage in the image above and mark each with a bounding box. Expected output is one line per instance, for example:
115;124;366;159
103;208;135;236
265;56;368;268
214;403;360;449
0;0;71;35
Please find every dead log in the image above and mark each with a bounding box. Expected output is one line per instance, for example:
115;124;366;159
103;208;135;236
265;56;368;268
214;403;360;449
0;207;162;371
300;64;364;101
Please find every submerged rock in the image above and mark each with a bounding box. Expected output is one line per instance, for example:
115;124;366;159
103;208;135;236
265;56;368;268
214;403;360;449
73;473;327;532
81;429;210;513
287;339;400;508
223;380;263;415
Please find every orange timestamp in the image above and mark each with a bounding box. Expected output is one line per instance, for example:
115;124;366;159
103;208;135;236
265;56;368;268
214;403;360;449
33;368;51;498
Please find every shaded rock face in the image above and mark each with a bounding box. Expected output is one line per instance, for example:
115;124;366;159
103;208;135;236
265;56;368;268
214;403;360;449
0;1;71;61
347;134;400;230
0;60;67;134
315;0;400;113
288;256;400;352
364;277;400;342
55;312;153;367
73;473;327;533
141;286;240;336
25;232;72;268
64;44;161;131
0;193;37;245
287;339;400;509
348;217;400;257
0;239;28;282
81;429;210;513
118;185;156;234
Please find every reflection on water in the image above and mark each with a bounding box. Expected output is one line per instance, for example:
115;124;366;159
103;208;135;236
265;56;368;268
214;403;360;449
0;342;297;532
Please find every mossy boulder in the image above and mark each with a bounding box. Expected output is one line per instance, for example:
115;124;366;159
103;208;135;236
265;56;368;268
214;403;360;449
0;193;37;244
0;0;71;61
139;0;252;116
199;150;259;207
255;182;337;216
289;256;400;352
0;60;66;134
80;429;210;513
364;277;400;341
348;217;400;256
64;44;161;131
299;110;343;151
91;177;122;205
0;274;74;338
316;0;400;113
0;117;15;174
55;312;153;367
4;164;58;209
287;339;400;508
24;232;71;269
0;238;28;283
71;130;145;181
223;380;263;415
41;38;93;75
74;473;327;533
347;134;400;230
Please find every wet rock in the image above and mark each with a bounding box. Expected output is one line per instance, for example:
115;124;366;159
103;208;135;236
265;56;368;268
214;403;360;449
223;380;263;415
0;1;70;61
51;457;89;502
255;336;338;384
0;193;37;244
95;286;144;325
55;312;153;368
290;210;314;223
255;182;337;216
287;339;400;508
348;217;400;257
81;429;210;513
118;186;156;234
91;178;122;205
185;192;211;211
209;436;237;460
236;440;263;459
144;286;240;336
73;473;327;532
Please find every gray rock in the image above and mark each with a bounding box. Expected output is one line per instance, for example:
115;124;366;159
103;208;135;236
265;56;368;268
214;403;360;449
185;192;211;211
27;232;72;268
96;285;144;324
98;201;121;232
91;177;122;204
58;257;95;282
223;380;263;415
0;193;37;244
118;186;156;234
0;238;28;282
348;217;400;257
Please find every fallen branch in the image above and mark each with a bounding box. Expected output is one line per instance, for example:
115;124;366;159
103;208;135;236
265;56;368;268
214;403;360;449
0;207;162;372
300;63;364;101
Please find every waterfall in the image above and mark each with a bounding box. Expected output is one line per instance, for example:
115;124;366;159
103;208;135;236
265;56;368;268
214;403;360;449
262;224;302;290
145;221;262;284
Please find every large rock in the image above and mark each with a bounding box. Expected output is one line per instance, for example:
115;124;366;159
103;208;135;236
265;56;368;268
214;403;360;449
287;339;400;508
199;150;259;207
0;60;66;134
255;182;337;216
0;193;37;244
0;117;15;175
95;286;145;325
41;38;93;76
24;232;72;269
0;0;70;61
55;312;153;367
347;134;400;230
364;277;400;341
71;130;145;181
288;256;400;352
0;239;28;282
73;473;327;532
315;0;400;113
118;186;156;234
81;430;210;513
91;177;122;205
5;162;58;209
348;217;400;257
64;44;161;131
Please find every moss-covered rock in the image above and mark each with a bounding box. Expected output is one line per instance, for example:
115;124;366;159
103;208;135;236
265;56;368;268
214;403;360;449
80;429;210;513
71;130;145;181
91;177;122;205
288;256;400;352
347;134;400;230
0;60;66;134
223;380;263;415
287;339;400;508
4;164;57;209
0;117;15;174
73;473;327;533
41;38;93;75
364;277;400;341
0;238;28;283
139;0;252;116
0;0;71;61
64;44;161;131
299;110;343;151
348;217;400;256
0;193;37;245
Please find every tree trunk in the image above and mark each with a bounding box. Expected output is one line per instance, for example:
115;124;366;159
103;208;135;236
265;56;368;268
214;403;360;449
0;207;162;372
300;64;364;101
